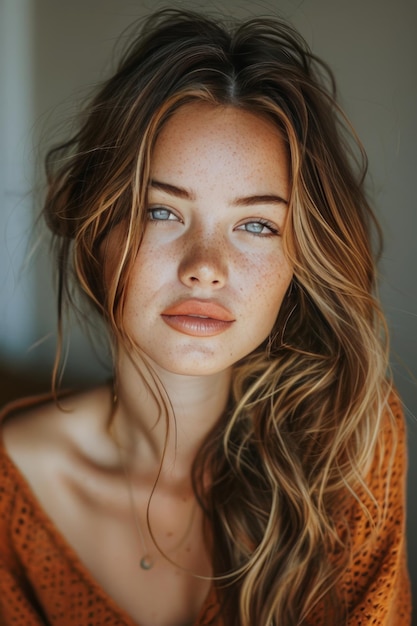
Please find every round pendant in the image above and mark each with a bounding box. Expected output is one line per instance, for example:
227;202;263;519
140;555;153;570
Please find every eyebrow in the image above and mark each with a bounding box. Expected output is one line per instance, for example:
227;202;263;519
149;179;288;206
149;179;195;200
233;194;288;207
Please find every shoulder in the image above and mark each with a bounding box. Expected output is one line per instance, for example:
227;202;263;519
384;388;405;435
378;388;407;477
336;389;411;623
360;387;407;509
1;385;118;496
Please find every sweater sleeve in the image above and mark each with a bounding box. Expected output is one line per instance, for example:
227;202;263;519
0;445;48;625
339;393;411;625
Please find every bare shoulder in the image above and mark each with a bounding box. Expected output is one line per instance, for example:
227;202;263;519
2;384;117;481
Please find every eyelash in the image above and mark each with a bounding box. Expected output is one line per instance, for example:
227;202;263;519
237;219;280;237
147;207;279;237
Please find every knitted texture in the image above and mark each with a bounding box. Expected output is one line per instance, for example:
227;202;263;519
0;394;410;625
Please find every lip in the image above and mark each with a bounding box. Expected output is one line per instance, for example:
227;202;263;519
161;299;235;337
162;299;235;321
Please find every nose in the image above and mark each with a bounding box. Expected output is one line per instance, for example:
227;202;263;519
178;235;228;289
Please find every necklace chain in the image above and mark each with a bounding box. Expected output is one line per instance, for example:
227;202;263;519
109;393;197;571
117;442;155;570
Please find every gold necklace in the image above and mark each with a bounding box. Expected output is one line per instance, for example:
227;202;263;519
109;396;197;571
117;442;155;570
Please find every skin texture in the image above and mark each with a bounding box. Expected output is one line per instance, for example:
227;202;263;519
122;102;293;379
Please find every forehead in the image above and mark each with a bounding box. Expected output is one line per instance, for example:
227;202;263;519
150;102;290;197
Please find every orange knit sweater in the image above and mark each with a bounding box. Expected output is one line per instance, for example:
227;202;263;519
0;394;411;625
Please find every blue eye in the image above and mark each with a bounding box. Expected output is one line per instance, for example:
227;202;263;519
148;207;178;221
238;220;279;236
245;222;266;234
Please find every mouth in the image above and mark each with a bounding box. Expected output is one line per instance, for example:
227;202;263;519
161;299;235;337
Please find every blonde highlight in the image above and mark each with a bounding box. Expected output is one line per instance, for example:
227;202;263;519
43;10;397;624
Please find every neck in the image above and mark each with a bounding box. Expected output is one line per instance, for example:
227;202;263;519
112;349;232;479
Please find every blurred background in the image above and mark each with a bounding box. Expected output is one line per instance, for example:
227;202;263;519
1;0;416;618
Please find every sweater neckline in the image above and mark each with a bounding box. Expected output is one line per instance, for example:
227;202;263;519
0;393;217;626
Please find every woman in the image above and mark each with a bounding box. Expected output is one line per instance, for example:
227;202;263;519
0;9;410;626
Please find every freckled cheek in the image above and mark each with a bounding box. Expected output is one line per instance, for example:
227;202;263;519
257;265;291;327
235;252;292;303
124;242;176;310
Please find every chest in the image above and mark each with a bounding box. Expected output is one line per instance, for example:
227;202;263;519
39;474;212;626
74;511;211;626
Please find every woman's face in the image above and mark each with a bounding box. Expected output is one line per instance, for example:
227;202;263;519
122;102;293;377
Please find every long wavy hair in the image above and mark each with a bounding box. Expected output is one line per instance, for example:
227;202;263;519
43;9;394;625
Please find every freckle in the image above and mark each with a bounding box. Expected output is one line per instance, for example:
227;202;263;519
182;496;188;502
167;531;173;537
